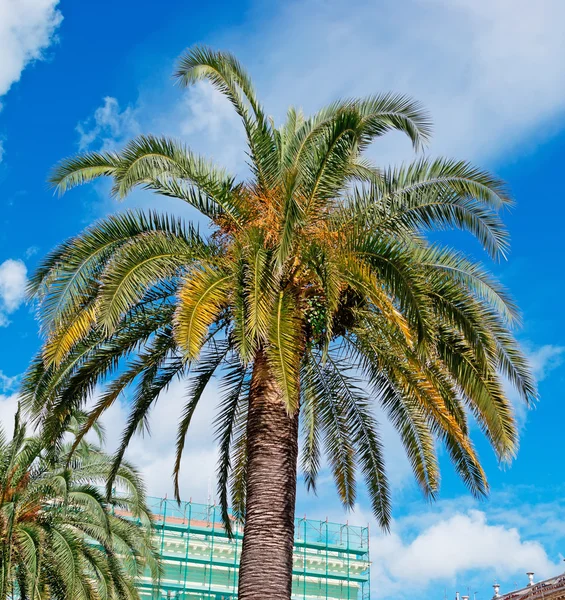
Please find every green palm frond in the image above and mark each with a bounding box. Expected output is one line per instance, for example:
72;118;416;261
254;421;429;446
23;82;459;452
174;46;265;127
353;93;432;150
266;291;302;413
322;353;391;529
348;325;441;497
214;358;250;535
347;158;511;258
420;244;520;324
347;232;433;342
243;229;277;342
50;151;120;194
174;46;277;189
299;357;322;493
173;264;232;359
306;354;356;507
173;339;231;501
112;136;246;220
97;228;206;334
22;302;175;440
105;334;184;498
228;414;248;523
437;327;517;461
30;210;189;334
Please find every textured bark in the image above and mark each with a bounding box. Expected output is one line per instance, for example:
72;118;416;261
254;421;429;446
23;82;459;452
237;349;299;600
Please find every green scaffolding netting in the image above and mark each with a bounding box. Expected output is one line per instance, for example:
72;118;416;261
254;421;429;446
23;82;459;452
125;497;371;600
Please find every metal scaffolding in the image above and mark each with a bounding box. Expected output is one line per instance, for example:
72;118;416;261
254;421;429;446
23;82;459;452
131;497;371;600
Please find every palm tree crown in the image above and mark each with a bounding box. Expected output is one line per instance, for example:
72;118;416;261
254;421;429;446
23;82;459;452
23;46;535;537
0;410;159;600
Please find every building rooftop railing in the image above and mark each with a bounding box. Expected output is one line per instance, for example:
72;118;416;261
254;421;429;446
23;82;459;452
143;496;370;553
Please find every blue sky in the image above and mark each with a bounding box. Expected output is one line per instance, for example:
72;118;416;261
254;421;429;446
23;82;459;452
1;0;565;599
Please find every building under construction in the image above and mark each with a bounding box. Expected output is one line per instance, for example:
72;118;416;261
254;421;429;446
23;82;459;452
133;497;371;600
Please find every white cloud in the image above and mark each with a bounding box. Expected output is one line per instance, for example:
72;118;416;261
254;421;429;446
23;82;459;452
97;378;220;503
504;344;565;427
528;345;565;381
84;0;565;207
180;82;239;141
238;0;565;165
0;0;62;99
0;0;62;162
365;508;561;599
176;82;246;172
0;374;219;503
387;511;555;581
0;391;20;433
147;0;565;170
0;371;19;393
0;259;27;327
487;495;565;549
77;96;140;151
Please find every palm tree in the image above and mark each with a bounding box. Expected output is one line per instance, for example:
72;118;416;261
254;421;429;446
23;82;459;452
0;409;159;600
22;47;535;600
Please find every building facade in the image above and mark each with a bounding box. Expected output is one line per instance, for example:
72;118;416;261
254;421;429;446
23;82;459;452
131;497;371;600
493;574;565;600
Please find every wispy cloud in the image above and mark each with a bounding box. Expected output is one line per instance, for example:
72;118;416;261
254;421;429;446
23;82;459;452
504;343;565;427
0;370;19;393
176;81;246;172
77;96;140;152
24;246;39;259
0;259;27;327
128;0;565;171
528;345;565;382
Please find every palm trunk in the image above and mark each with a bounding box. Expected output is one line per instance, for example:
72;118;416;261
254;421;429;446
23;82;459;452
237;348;299;600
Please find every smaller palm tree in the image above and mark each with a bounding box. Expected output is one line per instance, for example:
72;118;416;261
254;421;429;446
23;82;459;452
0;409;159;600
